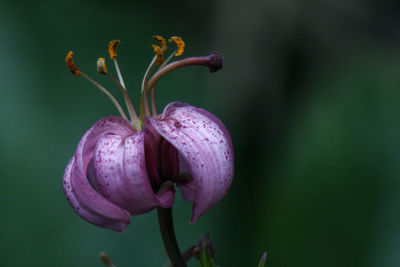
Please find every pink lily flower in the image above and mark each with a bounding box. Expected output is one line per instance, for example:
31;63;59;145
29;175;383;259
63;37;234;232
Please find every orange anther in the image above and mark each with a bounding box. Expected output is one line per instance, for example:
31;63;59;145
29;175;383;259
65;51;81;76
108;40;121;60
169;36;185;56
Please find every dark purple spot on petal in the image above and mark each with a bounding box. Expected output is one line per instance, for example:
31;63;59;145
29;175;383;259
174;121;182;128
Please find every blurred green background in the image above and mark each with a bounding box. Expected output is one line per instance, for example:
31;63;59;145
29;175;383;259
1;0;400;266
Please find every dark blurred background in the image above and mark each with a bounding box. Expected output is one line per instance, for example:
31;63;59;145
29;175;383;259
1;0;400;266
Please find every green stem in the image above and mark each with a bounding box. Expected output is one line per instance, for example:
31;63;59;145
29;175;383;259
157;207;187;267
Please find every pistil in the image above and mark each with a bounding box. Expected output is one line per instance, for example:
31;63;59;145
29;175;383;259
146;52;223;94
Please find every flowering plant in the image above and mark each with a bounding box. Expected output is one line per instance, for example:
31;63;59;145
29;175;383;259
63;37;239;266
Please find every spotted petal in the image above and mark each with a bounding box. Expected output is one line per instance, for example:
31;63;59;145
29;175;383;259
148;102;234;223
91;128;175;215
63;117;133;231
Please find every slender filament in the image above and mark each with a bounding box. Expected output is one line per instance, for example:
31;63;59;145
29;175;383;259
113;58;126;89
141;55;158;93
106;73;140;129
160;49;178;69
151;86;157;116
81;73;128;120
139;55;157;120
149;49;177;117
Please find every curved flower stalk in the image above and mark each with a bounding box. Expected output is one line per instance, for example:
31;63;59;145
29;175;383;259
63;37;233;233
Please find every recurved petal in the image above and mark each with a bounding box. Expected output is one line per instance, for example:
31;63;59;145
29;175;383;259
78;117;135;172
63;157;130;232
148;102;234;223
64;157;131;231
62;117;134;232
143;126;161;187
92;130;174;215
124;130;175;210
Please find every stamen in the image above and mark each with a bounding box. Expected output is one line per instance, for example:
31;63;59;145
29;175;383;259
152;35;167;66
159;37;185;69
139;55;157;120
65;51;81;76
108;40;126;88
149;36;185;116
169;36;185;56
152;45;164;66
97;57;108;74
108;40;120;60
113;58;126;88
141;89;151;119
81;74;128;121
141;55;157;93
152;35;167;52
151;87;157;116
65;52;128;121
97;58;140;129
160;52;176;69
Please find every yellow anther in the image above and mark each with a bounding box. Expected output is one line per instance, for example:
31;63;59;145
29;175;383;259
151;36;168;66
169;36;185;56
152;35;167;52
97;58;108;75
152;44;165;66
108;40;120;60
65;51;81;76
